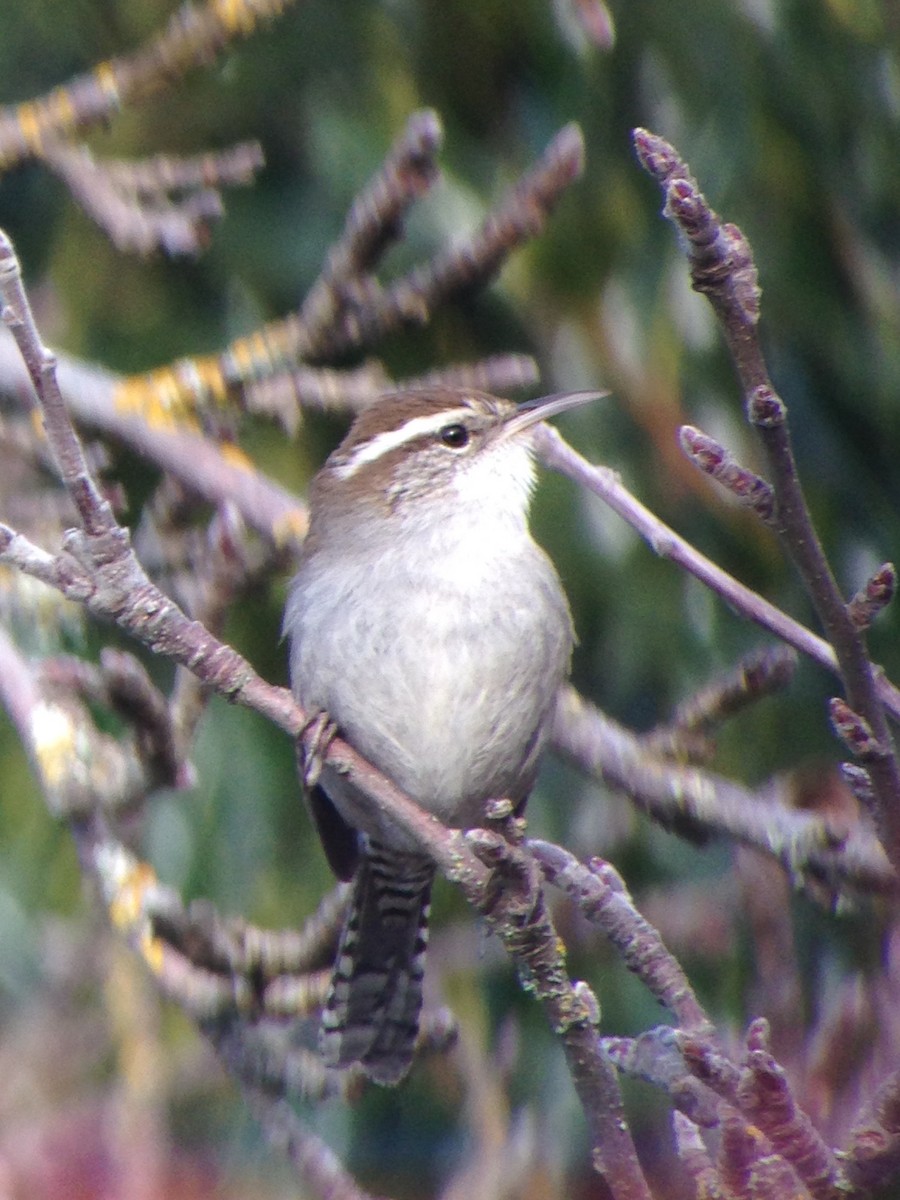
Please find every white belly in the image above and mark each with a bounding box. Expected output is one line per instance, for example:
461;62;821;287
287;528;572;832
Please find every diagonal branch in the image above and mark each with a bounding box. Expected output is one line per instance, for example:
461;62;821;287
0;0;296;171
537;423;900;725
299;108;444;352
0;223;650;1200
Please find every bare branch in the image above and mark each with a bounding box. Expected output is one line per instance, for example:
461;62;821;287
552;686;895;896
537;423;900;725
299;108;444;353
633;125;900;874
151;884;349;981
359;122;584;344
640;645;797;761
0;232;115;538
531;839;714;1034
245;1087;381;1200
43;140;264;257
736;1019;844;1200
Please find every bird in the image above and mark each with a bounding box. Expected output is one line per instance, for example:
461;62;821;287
284;386;600;1083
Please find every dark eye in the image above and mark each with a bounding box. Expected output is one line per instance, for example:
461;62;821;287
439;423;470;449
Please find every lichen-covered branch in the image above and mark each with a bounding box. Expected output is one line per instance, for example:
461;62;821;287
0;0;295;171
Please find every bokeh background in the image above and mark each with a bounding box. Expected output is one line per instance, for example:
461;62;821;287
0;1;898;1197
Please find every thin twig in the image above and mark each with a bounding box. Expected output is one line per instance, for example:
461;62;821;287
537;423;900;724
299;108;444;352
639;645;797;760
44;140;263;256
245;1088;380;1200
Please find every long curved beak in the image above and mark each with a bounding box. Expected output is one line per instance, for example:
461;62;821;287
501;390;608;439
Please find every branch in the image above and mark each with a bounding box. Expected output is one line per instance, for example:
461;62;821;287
245;1088;381;1200
358;121;584;346
0;0;295;171
530;840;714;1034
43;140;264;257
0;225;651;1200
298;107;444;353
537;424;900;726
639;645;797;761
552;686;894;896
633;125;900;875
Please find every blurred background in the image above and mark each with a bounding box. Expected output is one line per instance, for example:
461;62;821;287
0;1;898;1197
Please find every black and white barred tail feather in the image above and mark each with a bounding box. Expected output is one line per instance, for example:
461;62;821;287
320;840;434;1085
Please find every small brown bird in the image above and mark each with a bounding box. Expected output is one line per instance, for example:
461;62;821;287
285;387;599;1083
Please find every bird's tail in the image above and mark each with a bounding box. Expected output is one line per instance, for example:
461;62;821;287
320;840;434;1085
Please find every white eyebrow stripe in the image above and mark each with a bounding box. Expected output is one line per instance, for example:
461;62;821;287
333;407;471;479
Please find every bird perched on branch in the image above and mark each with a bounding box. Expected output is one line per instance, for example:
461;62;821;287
285;387;600;1083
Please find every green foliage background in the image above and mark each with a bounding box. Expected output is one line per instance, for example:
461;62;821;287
0;1;898;1196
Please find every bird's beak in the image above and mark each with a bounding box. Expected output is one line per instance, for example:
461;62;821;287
500;390;608;439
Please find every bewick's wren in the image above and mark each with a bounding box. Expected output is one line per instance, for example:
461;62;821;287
285;386;600;1084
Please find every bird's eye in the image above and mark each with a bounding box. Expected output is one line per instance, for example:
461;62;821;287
439;423;470;449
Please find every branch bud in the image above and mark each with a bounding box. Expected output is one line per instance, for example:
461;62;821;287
829;697;888;760
679;425;774;522
848;562;896;630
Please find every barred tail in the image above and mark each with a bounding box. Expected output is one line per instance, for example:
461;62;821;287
320;840;434;1085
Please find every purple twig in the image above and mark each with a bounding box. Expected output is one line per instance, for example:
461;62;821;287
633;126;900;875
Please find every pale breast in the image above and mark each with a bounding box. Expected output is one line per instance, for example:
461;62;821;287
287;531;572;828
